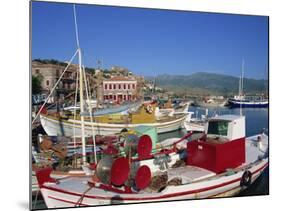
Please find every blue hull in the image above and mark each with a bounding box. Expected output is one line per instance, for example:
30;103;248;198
228;99;269;108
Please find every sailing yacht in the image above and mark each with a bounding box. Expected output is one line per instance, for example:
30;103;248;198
228;61;268;108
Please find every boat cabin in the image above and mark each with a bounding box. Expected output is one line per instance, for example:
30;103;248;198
186;115;246;173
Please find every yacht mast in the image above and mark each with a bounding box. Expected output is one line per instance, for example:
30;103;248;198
240;60;245;116
241;59;244;96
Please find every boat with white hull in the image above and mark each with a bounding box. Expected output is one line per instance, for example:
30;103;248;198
227;60;268;108
228;97;268;108
38;159;268;207
183;111;206;132
183;120;205;132
36;115;269;208
40;113;187;136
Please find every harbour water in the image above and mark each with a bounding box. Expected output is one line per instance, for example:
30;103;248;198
32;106;269;209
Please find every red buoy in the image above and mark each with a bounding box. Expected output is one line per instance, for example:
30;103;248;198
135;165;151;190
110;157;130;186
137;135;152;159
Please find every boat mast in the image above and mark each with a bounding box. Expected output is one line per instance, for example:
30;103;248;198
74;4;87;165
241;59;244;97
240;60;245;116
238;76;241;97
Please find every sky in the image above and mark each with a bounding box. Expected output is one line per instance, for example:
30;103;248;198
32;1;268;79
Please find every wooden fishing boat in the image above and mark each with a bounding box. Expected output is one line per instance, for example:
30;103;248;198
39;103;188;136
32;125;196;194
36;115;268;208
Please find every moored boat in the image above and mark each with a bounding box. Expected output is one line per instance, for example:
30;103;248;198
36;114;269;208
32;125;196;193
228;61;268;108
228;96;268;108
39;103;188;136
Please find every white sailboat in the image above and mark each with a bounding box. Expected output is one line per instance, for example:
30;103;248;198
228;60;269;108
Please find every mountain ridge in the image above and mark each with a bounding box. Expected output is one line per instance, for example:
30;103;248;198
145;72;267;95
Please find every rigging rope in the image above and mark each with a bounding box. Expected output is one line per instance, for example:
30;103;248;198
32;49;79;124
72;68;80;167
82;65;97;164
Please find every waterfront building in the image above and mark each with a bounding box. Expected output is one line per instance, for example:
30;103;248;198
32;60;94;101
102;76;138;103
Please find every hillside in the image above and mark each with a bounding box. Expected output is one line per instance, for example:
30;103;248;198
146;72;267;96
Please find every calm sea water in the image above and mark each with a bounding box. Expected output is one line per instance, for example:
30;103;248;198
32;106;269;209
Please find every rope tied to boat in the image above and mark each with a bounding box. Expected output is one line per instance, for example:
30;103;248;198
75;183;95;207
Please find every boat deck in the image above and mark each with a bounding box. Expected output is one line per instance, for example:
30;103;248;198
167;166;216;184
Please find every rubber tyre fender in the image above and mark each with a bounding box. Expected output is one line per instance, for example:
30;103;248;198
240;170;252;188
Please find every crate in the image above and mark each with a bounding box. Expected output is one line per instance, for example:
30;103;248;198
186;138;245;173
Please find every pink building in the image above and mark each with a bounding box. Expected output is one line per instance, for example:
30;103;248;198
102;76;138;103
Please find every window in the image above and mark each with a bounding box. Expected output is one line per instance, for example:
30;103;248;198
35;69;40;74
46;80;49;86
113;84;116;89
119;84;121;89
113;95;116;100
105;84;107;90
123;84;126;89
128;84;131;89
132;84;135;89
208;121;228;136
109;84;112;89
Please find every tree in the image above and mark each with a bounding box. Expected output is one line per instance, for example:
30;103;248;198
32;75;42;94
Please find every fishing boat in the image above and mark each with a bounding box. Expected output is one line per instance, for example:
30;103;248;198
63;100;141;116
39;103;188;136
32;124;197;194
183;109;208;132
35;114;268;208
228;61;269;108
195;99;227;108
31;7;188;138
